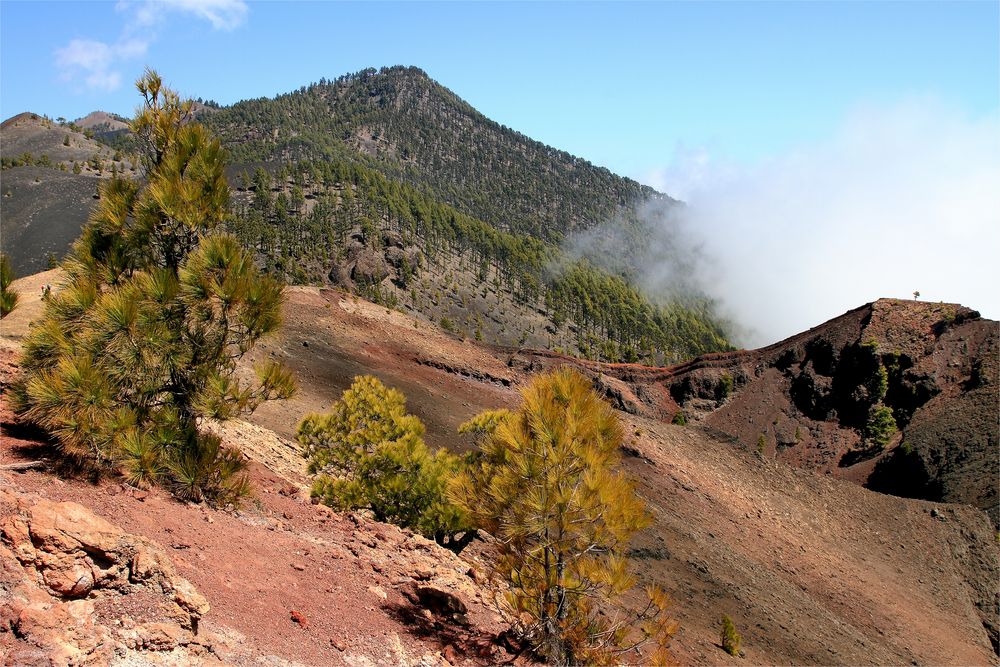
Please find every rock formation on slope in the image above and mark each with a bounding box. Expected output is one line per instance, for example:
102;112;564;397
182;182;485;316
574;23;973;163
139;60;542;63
508;298;998;526
1;487;214;665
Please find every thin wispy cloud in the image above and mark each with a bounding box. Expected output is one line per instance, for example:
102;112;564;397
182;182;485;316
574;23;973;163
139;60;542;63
55;0;248;93
126;0;248;32
55;38;149;93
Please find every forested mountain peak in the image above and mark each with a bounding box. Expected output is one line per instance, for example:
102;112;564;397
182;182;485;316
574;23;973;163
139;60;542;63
2;66;729;364
207;65;665;241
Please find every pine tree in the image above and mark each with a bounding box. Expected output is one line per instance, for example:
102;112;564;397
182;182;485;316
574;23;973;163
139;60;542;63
450;368;676;665
298;375;474;550
864;404;897;449
720;614;741;657
15;70;295;503
0;254;18;317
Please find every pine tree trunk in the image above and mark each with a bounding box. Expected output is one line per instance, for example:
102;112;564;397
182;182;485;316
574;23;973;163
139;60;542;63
555;553;571;665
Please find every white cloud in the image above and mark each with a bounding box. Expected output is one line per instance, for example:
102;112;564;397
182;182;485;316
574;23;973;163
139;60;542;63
125;0;248;31
641;98;1000;347
55;0;248;92
54;38;148;92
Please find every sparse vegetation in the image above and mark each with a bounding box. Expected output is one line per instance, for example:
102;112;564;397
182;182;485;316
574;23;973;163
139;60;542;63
14;70;295;505
717;373;734;401
450;368;677;665
791;339;901;440
0;254;19;317
1;152;40;169
298;375;475;550
831;341;889;426
672;411;687;426
864;404;897;449
720;614;741;657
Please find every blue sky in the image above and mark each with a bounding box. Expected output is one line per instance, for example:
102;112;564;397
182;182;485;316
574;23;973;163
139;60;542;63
1;1;996;177
2;1;998;340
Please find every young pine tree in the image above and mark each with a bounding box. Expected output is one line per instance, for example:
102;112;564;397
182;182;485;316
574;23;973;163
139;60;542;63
15;70;295;503
0;254;18;318
297;375;474;550
450;368;677;665
720;614;742;657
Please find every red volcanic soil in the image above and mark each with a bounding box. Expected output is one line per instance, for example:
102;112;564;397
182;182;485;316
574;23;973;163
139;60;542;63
1;388;508;666
2;275;997;666
242;285;519;454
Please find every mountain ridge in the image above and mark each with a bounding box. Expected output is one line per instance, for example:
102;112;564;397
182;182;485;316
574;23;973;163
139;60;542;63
204;65;667;242
1;68;730;364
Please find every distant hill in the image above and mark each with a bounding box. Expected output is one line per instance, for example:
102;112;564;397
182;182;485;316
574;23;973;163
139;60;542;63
74;110;129;132
0;113;133;275
205;66;725;362
2;112;120;165
74;110;131;145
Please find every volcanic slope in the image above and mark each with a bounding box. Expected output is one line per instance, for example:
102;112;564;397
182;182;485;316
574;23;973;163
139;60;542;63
513;298;999;527
1;271;511;666
7;272;994;665
0;113;133;275
250;286;1000;664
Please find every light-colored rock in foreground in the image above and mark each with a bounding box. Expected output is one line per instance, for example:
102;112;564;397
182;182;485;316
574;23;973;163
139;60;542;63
0;487;222;666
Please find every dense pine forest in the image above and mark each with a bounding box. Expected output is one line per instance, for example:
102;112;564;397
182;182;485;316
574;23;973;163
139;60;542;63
224;156;729;363
64;65;733;362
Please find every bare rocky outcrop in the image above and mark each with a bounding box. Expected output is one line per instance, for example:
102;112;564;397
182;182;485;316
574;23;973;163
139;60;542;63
337;511;502;631
326;228;423;291
0;488;220;666
350;247;390;285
